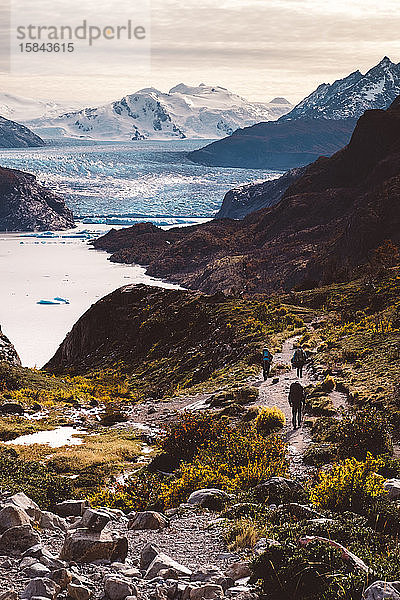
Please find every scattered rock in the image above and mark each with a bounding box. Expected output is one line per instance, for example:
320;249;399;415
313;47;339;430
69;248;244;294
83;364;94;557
140;542;160;571
225;562;251;581
60;528;128;563
55;500;89;517
128;511;168;531
145;553;192;580
0;592;18;600
0;524;40;554
189;584;224;600
383;479;400;500
0;505;31;532
50;568;73;589
4;492;42;522
285;504;323;520
21;562;51;578
81;508;111;532
21;578;60;600
0;402;24;415
363;580;400;599
254;478;305;504
188;489;229;511
40;511;67;532
104;575;136;600
67;582;92;600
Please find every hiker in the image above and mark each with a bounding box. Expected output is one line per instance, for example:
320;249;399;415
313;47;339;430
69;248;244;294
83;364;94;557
262;348;273;380
291;347;307;378
289;381;305;429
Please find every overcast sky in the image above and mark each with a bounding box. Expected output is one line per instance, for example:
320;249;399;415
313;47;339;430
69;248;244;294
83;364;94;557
1;0;400;105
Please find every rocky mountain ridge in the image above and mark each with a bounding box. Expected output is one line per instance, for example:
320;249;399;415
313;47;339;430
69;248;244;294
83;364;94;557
94;97;400;294
0;116;44;148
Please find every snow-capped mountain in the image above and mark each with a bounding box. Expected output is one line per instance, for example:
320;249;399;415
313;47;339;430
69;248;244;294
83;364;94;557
0;93;81;123
281;57;400;121
26;84;293;140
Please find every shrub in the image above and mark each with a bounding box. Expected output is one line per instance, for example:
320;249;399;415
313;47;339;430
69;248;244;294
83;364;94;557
336;408;392;460
321;375;336;392
255;406;285;435
100;403;128;426
225;517;263;550
309;454;387;514
160;427;287;508
0;448;73;510
251;539;367;600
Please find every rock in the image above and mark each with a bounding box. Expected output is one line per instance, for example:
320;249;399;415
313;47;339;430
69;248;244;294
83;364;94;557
104;575;136;600
225;563;251;581
4;492;42;522
226;585;254;598
383;479;400;500
253;538;281;555
128;511;168;531
0;329;21;365
50;568;73;589
363;580;400;599
159;568;180;580
22;546;65;570
191;566;224;582
0;592;18;600
40;511;67;532
67;583;92;600
21;578;60;600
299;536;371;573
187;489;229;511
81;508;110;532
60;528;128;563
254;478;305;504
55;500;89;517
21;562;51;578
0;402;24;415
0;505;31;532
272;378;279;384
145;553;192;580
140;543;160;570
189;584;224;600
0;524;40;554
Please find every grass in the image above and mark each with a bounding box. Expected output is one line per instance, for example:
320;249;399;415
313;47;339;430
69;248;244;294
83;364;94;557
0;416;55;441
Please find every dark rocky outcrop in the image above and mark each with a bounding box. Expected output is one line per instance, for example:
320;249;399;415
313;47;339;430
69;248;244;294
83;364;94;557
93;98;400;295
0;116;44;148
216;167;306;219
187;118;356;170
0;327;21;366
0;167;74;231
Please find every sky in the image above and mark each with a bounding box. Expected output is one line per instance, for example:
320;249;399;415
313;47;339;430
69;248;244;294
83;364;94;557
0;0;400;105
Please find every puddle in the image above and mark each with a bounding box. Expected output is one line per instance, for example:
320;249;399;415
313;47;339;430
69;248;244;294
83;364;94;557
5;426;85;448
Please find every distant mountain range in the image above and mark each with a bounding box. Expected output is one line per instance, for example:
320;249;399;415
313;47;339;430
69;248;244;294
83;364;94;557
93;95;400;294
189;57;400;171
25;85;292;141
282;56;400;121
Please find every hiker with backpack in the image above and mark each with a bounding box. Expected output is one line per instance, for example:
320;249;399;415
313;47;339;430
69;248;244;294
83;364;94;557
289;381;305;429
291;347;307;378
262;348;273;380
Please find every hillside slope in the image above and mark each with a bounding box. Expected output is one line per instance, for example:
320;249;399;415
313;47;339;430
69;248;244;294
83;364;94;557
0;116;44;148
94;98;400;294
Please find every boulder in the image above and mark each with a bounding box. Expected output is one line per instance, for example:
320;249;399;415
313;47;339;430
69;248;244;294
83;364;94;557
145;553;192;580
0;402;24;415
40;511;67;532
191;566;224;582
383;479;400;500
67;583;92;600
140;542;160;570
187;489;229;510
81;508;110;532
55;500;89;517
60;528;128;563
104;575;137;600
189;584;224;600
21;578;60;600
254;478;305;504
128;511;168;531
4;493;42;522
363;581;400;599
0;524;40;554
299;536;371;573
284;504;323;520
0;505;31;532
21;562;51;578
225;562;252;581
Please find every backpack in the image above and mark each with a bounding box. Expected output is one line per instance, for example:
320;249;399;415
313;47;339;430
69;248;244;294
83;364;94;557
263;349;272;363
291;348;306;367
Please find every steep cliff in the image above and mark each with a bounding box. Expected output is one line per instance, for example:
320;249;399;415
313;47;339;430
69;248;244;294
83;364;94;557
0;115;44;148
0;328;21;366
0;166;74;231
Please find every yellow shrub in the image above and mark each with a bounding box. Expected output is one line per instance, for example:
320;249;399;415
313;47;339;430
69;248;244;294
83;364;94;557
255;406;285;435
309;454;387;513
